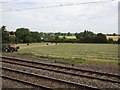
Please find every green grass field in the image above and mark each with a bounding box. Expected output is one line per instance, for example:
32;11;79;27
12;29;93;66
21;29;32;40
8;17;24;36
15;43;119;64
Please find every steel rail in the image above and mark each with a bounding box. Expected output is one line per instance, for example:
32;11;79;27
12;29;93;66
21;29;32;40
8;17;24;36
1;56;119;78
2;67;100;90
2;75;53;90
2;60;120;84
1;56;119;77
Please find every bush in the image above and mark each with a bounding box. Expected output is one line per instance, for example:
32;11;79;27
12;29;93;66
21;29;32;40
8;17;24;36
2;44;7;51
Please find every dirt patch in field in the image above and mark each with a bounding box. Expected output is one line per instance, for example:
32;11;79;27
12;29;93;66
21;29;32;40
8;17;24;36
2;53;119;75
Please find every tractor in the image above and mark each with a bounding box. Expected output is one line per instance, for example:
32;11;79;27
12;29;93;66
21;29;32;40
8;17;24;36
4;44;20;52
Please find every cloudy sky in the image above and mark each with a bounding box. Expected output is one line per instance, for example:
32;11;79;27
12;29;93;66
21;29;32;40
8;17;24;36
0;0;119;34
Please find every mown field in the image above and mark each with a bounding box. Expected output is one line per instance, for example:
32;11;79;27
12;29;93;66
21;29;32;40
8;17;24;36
16;43;119;64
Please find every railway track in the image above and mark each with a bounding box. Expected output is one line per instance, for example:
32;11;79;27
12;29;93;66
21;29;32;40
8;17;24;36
2;66;99;90
2;75;52;90
1;56;120;89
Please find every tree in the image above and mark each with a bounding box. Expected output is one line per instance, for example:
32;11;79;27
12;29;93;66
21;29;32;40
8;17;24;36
9;31;15;35
15;28;32;43
63;36;66;40
94;33;107;43
43;33;54;41
107;38;114;43
75;30;95;43
0;26;9;43
67;32;71;36
113;33;117;36
84;36;95;43
1;25;6;31
9;35;16;43
24;35;33;43
31;32;41;42
61;36;66;42
54;35;59;40
117;38;120;44
54;32;61;36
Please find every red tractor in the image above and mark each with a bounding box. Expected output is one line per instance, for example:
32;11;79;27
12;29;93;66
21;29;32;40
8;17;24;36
5;44;19;52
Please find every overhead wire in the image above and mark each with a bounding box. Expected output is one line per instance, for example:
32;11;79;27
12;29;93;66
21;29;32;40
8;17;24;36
1;0;115;12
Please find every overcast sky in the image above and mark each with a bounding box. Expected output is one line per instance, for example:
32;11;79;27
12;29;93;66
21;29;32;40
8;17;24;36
0;0;119;34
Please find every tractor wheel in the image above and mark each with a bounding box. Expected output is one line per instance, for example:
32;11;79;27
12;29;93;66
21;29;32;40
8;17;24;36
5;48;8;52
6;49;10;52
11;48;14;52
15;49;18;52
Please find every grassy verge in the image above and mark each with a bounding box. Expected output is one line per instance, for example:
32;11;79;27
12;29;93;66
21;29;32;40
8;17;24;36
17;52;85;63
17;52;118;65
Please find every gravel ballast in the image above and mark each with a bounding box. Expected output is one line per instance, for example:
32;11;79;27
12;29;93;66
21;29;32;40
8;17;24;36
2;62;120;88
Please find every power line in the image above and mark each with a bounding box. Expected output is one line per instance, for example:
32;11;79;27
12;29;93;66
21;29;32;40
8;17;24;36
0;1;8;3
1;0;114;12
0;1;10;4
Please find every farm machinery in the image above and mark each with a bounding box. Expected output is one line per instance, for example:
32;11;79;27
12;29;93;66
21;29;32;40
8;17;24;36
2;44;20;52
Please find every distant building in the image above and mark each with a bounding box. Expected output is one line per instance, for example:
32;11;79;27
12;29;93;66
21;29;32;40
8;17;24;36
106;36;120;41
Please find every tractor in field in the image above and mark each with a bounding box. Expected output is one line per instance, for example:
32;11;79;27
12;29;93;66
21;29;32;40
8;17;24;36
3;44;20;52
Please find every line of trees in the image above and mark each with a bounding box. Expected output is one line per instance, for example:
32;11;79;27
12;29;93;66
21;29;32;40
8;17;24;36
75;30;108;43
1;26;120;44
